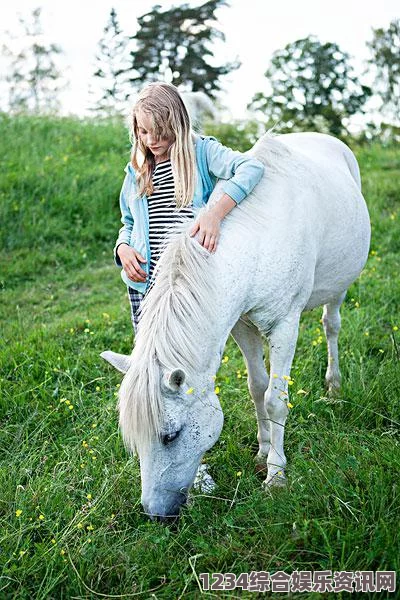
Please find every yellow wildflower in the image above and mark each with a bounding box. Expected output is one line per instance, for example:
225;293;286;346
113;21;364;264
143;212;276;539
186;387;194;395
16;509;22;517
39;514;45;520
215;386;220;394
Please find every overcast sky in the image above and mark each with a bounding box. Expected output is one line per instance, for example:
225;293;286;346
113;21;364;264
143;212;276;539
1;0;399;120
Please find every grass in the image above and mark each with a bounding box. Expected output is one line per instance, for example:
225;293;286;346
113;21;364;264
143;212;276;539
0;114;399;599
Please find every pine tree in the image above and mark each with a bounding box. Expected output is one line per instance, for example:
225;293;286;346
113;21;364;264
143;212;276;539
127;0;239;98
1;7;64;114
90;8;132;116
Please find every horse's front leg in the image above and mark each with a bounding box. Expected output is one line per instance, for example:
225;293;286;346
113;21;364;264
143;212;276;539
231;318;270;464
264;314;300;487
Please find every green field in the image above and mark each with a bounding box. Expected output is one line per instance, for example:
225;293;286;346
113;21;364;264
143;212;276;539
0;114;399;599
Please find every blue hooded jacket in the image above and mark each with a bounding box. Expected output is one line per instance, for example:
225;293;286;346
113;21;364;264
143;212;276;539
114;135;264;293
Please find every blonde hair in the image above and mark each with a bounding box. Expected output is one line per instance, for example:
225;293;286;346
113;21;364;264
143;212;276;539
130;82;196;208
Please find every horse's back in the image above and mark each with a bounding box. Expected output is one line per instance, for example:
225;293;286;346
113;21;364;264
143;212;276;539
276;132;361;190
223;132;371;316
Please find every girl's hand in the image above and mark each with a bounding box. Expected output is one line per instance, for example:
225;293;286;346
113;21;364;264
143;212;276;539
117;244;147;282
190;194;236;253
190;210;221;253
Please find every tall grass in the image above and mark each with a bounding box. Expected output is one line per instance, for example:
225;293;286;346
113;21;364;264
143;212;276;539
0;114;399;598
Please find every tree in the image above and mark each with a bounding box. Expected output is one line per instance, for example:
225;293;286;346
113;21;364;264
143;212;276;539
367;19;400;124
127;0;239;98
249;36;371;136
1;7;65;113
90;8;132;116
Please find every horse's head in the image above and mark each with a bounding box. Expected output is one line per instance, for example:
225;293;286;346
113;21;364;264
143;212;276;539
101;350;224;521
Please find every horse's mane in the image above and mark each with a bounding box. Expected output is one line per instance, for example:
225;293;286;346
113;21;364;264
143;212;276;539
118;224;218;451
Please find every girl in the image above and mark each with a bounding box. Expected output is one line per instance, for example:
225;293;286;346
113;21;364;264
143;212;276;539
114;82;264;331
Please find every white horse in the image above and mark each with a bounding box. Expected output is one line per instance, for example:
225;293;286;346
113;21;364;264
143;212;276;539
180;91;218;129
102;132;370;520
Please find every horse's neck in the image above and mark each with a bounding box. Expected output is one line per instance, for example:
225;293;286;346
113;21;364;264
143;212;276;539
195;265;243;377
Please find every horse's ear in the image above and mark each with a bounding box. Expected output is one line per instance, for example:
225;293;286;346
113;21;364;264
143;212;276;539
100;351;131;374
164;369;186;391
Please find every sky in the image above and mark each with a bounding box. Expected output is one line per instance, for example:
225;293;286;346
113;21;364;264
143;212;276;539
1;0;399;122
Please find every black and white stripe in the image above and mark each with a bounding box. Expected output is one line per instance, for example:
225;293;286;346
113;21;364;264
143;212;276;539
147;160;193;275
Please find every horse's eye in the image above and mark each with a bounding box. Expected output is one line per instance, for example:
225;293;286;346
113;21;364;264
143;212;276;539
162;431;180;445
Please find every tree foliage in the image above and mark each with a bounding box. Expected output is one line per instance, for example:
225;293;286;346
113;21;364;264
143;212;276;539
367;18;400;123
249;36;371;136
90;8;132;116
127;0;239;97
1;7;64;114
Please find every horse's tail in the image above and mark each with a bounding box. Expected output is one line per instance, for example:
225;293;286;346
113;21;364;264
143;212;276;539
343;146;362;191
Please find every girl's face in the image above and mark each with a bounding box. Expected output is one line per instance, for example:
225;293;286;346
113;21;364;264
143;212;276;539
136;110;173;163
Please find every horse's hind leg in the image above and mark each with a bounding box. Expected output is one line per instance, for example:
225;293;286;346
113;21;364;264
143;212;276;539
322;291;347;394
231;318;270;464
264;313;300;487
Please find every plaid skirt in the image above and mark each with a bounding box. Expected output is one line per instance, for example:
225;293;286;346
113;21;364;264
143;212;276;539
127;286;144;333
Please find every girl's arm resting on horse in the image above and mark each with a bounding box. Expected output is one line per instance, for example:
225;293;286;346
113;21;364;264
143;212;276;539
190;139;265;252
205;137;265;203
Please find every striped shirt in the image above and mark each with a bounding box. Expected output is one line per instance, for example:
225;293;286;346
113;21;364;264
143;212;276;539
147;159;193;275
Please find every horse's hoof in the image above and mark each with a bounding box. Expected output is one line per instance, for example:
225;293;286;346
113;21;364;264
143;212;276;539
325;376;341;396
254;451;269;466
263;471;287;489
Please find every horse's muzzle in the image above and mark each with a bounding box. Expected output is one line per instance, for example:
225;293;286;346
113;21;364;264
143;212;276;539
142;492;187;523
